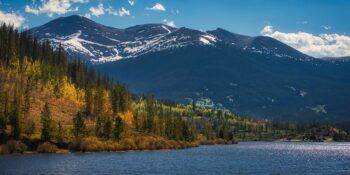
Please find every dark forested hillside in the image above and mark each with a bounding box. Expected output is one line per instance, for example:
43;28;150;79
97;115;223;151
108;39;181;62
0;24;348;154
95;43;350;128
29;15;350;129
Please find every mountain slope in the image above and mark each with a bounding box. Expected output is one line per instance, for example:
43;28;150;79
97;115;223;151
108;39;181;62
94;44;350;124
320;56;350;62
208;28;312;61
30;15;219;63
29;15;350;128
30;15;312;63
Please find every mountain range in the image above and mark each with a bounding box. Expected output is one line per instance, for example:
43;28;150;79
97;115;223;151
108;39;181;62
29;15;350;128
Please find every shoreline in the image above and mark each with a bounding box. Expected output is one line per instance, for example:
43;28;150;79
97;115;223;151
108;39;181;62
0;139;238;155
3;139;348;155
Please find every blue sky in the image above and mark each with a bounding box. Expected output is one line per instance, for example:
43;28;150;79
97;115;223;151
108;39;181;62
1;0;350;57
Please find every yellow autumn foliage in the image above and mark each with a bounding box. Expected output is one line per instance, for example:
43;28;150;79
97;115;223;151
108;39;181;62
61;77;85;103
119;111;133;125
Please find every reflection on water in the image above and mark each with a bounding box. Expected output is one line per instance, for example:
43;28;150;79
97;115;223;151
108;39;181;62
0;142;349;175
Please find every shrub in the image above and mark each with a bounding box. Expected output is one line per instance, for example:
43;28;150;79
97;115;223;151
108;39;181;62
80;137;104;152
168;140;178;149
0;145;10;154
69;137;118;152
5;140;27;154
149;138;167;150
120;138;137;150
37;142;58;153
135;137;148;150
104;140;121;151
68;139;82;151
214;138;226;144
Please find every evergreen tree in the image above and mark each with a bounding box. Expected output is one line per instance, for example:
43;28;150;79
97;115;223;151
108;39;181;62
192;100;196;112
0;91;9;117
57;121;64;143
94;86;104;117
103;115;112;139
40;103;52;141
114;115;124;141
182;122;190;141
10;90;21;140
0;91;9;139
24;121;35;137
85;88;93;116
204;122;213;140
0;112;6;139
95;115;104;138
133;110;139;130
23;78;31;119
144;97;156;132
73;112;86;138
165;115;174;139
110;85;120;115
110;84;130;115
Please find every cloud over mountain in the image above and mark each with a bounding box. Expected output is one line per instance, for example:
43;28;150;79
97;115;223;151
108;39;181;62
146;3;166;12
163;19;176;27
0;10;26;28
261;25;350;58
88;3;104;17
25;0;89;17
84;3;130;18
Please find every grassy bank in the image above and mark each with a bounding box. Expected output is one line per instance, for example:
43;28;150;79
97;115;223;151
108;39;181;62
0;136;241;154
0;137;198;154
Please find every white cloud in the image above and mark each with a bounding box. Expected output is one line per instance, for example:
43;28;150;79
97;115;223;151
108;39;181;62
25;0;89;17
261;25;273;34
87;4;130;17
128;0;135;6
25;5;40;15
84;13;91;18
321;25;331;30
106;6;130;16
89;3;104;17
0;10;26;28
105;6;117;15
163;19;176;27
146;3;166;12
261;25;350;58
118;7;130;16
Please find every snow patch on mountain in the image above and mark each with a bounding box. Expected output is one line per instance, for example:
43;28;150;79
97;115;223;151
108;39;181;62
161;25;172;34
51;30;94;57
299;91;307;97
307;105;327;114
199;34;217;45
199;37;211;45
202;35;217;42
92;54;123;63
42;25;222;63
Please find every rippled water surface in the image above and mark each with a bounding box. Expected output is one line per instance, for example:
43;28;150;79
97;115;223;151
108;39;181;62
1;142;350;175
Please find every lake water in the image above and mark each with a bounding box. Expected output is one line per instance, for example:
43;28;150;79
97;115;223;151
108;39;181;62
0;142;350;175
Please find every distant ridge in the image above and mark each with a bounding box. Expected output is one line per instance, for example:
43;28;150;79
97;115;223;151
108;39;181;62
30;15;312;63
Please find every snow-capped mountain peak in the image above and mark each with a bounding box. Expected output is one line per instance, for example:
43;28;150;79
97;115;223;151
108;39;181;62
29;15;220;63
29;15;312;63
